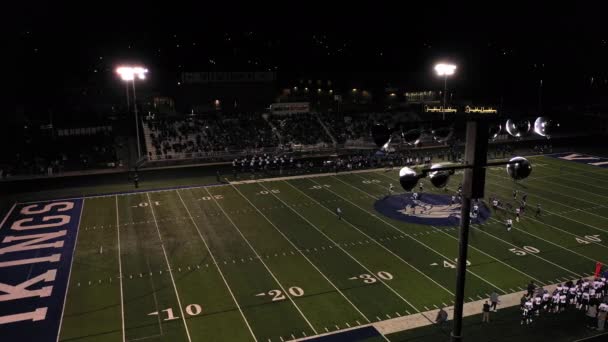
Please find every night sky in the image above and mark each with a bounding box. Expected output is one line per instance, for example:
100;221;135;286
11;4;608;111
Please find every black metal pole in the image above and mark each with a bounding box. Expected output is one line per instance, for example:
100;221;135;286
451;120;488;342
451;196;471;342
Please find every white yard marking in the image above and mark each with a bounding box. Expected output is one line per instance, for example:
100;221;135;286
330;176;507;293
203;187;318;334
55;198;85;342
282;180;452;299
176;190;258;342
240;183;371;322
146;193;192;342
488;215;598;266
372;172;547;285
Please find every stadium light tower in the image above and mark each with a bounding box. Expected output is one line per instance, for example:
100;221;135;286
435;63;457;121
116;66;148;160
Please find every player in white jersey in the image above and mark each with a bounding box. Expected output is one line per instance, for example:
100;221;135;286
559;293;567;312
506;218;513;232
452;195;456;205
492;199;498;212
568;286;577;305
534;295;542;315
387;183;394;198
412;192;419;201
515;207;521;222
581;291;590;311
542;291;551;311
576;288;584;309
522;300;534;324
552;292;560;313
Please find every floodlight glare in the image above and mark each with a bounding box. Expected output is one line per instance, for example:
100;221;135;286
435;63;457;76
116;66;148;81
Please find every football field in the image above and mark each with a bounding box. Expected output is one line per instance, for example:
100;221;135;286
4;154;608;342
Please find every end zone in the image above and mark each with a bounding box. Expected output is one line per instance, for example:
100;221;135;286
548;153;608;168
0;199;83;342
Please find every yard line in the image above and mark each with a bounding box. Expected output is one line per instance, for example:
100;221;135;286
285;180;454;298
534;163;608;190
370;171;546;285
472;221;583;278
127;333;163;342
56;199;85;342
145;257;163;335
573;331;608;341
271;182;434;313
370;172;591;279
145;193;192;342
232;183;370;323
329;176;507;294
115;196;126;342
539;168;608;198
203;187;318;334
486;179;608;234
488;215;600;264
487;174;608;219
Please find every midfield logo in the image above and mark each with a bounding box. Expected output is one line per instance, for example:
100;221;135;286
374;193;490;226
397;200;461;219
551;153;608;168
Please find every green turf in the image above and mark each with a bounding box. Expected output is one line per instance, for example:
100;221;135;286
51;155;608;341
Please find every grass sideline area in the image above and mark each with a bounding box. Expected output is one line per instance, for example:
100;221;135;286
2;152;608;341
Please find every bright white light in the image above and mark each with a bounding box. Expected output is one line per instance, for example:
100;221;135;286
435;63;457;76
116;66;148;81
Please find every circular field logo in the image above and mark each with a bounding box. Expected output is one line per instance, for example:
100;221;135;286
374;193;491;226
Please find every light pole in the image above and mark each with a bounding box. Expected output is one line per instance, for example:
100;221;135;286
116;66;148;160
435;63;457;120
397;118;532;342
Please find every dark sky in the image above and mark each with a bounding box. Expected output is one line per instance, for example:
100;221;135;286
11;3;608;110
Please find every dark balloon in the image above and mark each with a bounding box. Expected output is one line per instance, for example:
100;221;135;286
506;157;532;180
371;124;391;148
429;164;451;188
432;127;453;143
402;129;422;145
489;123;502;140
399;167;419;191
505;119;530;138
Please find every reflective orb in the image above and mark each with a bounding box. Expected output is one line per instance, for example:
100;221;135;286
489;123;502;140
371;124;391;148
399;167;419;191
533;116;556;138
432;127;454;143
429;164;451;188
380;136;393;152
402;129;422;145
506;156;532;180
505;119;530;138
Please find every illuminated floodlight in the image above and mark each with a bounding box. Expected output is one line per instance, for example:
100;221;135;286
435;63;457;76
116;66;148;81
